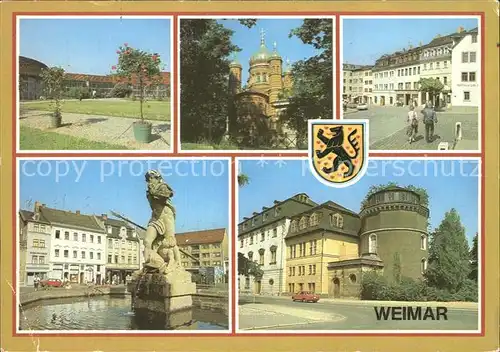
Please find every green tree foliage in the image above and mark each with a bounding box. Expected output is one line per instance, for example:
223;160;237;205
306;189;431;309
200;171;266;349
418;77;444;95
468;233;478;282
110;83;133;98
237;173;250;187
360;182;429;209
393;252;402;283
40;66;66;117
238;252;263;279
425;209;471;293
180;19;248;143
113;44;163;120
280;19;333;146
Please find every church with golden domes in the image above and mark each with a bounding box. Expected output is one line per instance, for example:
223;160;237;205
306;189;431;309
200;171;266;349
228;30;295;146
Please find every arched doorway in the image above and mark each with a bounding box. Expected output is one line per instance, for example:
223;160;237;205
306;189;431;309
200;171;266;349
79;272;84;284
332;278;341;297
254;280;262;294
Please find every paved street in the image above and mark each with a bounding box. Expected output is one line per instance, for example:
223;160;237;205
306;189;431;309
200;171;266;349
238;295;478;331
343;106;479;151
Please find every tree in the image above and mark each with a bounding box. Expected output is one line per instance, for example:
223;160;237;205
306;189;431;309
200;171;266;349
279;19;333;147
40;66;65;119
468;233;478;282
237;252;263;279
418;77;444;104
360;182;429;209
425;209;471;292
393;252;402;283
113;44;163;121
238;173;250;187
180;20;242;143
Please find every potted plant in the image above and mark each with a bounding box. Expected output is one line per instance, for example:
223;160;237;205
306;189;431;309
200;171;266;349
112;44;163;143
40;66;65;128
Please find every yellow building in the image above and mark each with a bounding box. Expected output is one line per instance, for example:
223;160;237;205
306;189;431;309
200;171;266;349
176;228;228;275
285;201;360;295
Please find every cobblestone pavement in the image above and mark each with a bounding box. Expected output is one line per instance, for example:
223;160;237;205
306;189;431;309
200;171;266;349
343;106;479;151
20;110;171;151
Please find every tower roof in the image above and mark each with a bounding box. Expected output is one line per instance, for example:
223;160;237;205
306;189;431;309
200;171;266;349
283;58;292;73
229;53;242;68
250;28;271;65
269;41;282;60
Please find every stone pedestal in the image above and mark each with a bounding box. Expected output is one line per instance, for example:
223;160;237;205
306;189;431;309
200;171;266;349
129;268;197;329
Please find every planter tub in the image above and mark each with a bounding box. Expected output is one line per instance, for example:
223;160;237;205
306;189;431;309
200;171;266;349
133;121;153;143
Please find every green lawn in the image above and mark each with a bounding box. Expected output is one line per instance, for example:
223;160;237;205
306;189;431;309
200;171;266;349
20;126;129;150
21;99;170;121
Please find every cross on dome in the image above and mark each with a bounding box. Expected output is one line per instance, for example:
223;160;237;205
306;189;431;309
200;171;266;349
260;28;266;45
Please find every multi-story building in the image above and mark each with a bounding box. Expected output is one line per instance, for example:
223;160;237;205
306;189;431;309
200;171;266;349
37;204;107;284
362;67;374;104
18;204;52;286
99;215;141;284
176;228;229;280
343;64;374;104
285;201;361;295
246;187;429;298
451;27;480;107
238;194;317;295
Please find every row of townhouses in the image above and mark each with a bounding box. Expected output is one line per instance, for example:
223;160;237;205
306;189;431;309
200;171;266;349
19;202;229;286
343;26;480;108
238;189;429;298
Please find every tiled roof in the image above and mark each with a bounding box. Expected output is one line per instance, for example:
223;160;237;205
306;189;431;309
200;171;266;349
19;56;48;70
98;216;140;242
176;228;226;246
39;206;105;233
19;210;50;224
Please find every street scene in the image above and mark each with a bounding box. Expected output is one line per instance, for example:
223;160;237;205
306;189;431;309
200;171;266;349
237;158;480;330
18;17;172;151
342;17;480;151
18;159;230;331
180;17;333;150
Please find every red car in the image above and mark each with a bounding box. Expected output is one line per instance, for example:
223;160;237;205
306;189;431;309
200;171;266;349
40;279;63;288
292;291;320;303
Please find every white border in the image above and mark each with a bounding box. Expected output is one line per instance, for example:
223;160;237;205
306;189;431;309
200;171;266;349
339;15;482;154
234;156;482;334
177;15;336;154
16;15;175;154
15;156;232;334
307;119;370;188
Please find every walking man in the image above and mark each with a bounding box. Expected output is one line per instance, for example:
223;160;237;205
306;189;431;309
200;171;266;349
407;105;419;144
421;101;438;143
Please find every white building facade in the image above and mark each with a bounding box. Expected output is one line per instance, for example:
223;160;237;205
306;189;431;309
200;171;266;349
451;28;480;107
238;194;317;295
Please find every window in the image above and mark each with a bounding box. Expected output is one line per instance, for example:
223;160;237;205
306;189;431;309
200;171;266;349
349;274;357;283
308;283;316;292
108;239;113;248
107;226;112;234
290;245;296;259
63;250;68;258
81;251;86;259
270;248;277;264
82;234;86;242
461;72;469;82
73;233;78;241
436;62;440;69
31;255;38;264
444;61;447;68
469;72;476;82
97;236;101;244
64;231;69;240
413;67;416;75
97;253;101;260
73;250;77;258
32;239;39;247
309;240;317;255
128;255;131;264
421;258;428;273
260;233;265;242
299;217;308;230
38;256;45;264
464;91;471;101
275;207;281;216
461;52;469;63
240;239;243;248
90;252;94;260
272;228;277;237
470;52;477;63
263;213;268;222
55;249;60;257
471;34;478;43
421;235;427;250
259;251;265;265
108;255;112;264
330;213;344;228
90;235;94;243
429;63;433;70
369;234;377;254
443;77;448;85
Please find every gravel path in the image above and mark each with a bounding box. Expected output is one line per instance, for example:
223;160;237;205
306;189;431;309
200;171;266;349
20;110;171;150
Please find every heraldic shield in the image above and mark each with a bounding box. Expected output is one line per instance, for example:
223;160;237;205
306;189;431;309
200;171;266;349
308;119;369;188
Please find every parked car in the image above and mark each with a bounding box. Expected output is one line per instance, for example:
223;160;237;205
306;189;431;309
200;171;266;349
292;291;320;303
40;278;63;288
357;103;368;111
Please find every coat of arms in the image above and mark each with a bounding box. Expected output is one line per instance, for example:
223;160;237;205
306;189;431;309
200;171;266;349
308;120;369;187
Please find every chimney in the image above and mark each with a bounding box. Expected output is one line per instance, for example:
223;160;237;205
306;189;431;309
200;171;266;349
457;26;464;33
76;210;81;215
101;213;108;220
34;201;41;213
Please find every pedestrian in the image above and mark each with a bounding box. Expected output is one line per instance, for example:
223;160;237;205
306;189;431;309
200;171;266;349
92;90;96;99
407;105;419;144
33;275;39;291
421;101;438;143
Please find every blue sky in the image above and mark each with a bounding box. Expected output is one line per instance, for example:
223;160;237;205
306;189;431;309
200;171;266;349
219;18;327;84
19;18;171;75
342;17;479;65
19;159;229;233
239;159;480;244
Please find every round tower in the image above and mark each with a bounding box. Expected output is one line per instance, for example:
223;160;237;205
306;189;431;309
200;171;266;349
359;186;429;281
283;58;293;91
248;28;271;93
268;41;283;105
229;55;242;95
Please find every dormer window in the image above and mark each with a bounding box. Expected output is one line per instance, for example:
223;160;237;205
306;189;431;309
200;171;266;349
274;207;281;216
107;226;112;234
299;216;308;230
290;220;298;233
263;213;268;222
252;218;256;226
330;213;344;228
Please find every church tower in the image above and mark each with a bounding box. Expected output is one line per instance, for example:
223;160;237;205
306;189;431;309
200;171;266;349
283;58;293;91
229;54;242;95
268;41;283;106
248;29;271;94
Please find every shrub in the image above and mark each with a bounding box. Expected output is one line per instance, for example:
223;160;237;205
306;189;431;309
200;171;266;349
360;271;387;300
66;87;90;99
110;83;132;98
